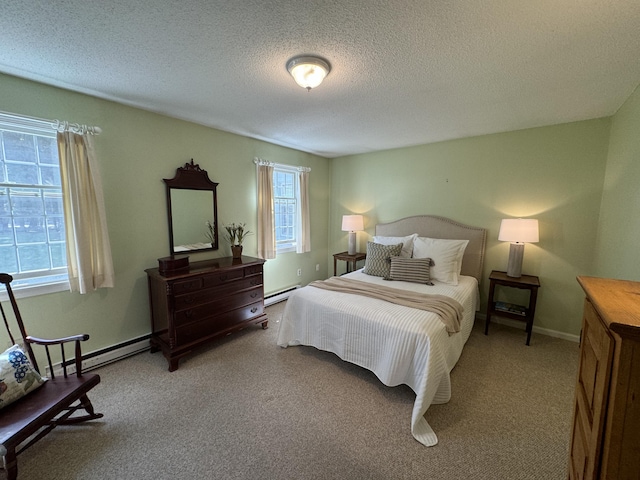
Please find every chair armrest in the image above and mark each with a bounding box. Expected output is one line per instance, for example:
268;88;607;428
25;334;91;378
25;334;90;345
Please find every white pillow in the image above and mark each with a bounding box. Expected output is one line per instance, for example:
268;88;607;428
412;237;469;285
372;233;418;258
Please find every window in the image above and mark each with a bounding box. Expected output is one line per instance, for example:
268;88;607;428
273;166;299;253
0;113;69;297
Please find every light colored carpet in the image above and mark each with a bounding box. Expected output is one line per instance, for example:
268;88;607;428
7;301;579;480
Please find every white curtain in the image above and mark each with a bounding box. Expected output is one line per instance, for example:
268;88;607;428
256;162;276;259
57;130;115;293
296;169;311;253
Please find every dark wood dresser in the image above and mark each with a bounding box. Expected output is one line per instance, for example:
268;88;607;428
568;276;640;479
145;256;268;371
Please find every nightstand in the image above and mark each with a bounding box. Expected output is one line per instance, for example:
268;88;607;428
484;270;540;345
333;252;366;276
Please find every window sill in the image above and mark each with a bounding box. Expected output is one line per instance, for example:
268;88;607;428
0;280;70;302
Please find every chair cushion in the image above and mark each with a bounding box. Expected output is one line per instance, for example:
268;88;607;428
0;344;47;410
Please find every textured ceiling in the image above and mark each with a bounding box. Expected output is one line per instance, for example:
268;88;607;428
1;1;639;158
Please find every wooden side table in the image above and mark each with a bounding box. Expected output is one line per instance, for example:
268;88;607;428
484;270;540;345
333;252;366;276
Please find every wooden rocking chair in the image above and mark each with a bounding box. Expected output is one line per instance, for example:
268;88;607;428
0;273;103;480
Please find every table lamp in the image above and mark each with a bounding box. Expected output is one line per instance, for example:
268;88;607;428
342;215;364;255
498;218;539;277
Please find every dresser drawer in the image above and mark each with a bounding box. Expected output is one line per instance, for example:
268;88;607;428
174;287;263;326
203;269;243;288
173;276;263;311
171;269;246;295
244;265;263;276
175;301;265;346
172;277;204;294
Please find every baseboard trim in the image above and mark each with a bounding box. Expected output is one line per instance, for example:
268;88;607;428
41;308;576;376
476;313;580;343
46;335;151;377
265;285;300;306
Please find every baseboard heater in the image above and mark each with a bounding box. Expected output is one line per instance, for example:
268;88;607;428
45;334;151;377
264;285;300;307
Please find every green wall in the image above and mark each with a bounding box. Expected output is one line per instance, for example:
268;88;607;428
330;119;612;336
594;84;640;280
2;69;638;347
0;73;330;356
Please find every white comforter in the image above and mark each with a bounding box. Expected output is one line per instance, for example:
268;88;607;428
276;270;479;446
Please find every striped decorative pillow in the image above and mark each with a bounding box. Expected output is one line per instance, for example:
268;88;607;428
386;256;434;285
363;242;403;278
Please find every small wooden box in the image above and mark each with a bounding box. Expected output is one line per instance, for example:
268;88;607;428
157;255;189;275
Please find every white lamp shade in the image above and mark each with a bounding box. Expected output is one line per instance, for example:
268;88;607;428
341;214;364;232
498;218;539;243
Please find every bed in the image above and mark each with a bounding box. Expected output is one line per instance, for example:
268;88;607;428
276;215;487;446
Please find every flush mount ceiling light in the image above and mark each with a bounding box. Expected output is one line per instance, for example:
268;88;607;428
286;55;331;91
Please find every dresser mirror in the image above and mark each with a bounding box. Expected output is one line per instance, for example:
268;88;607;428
164;159;219;254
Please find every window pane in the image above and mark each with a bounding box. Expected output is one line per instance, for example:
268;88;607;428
275;173;284;196
17;244;50;271
6;163;38;184
41;165;61;186
3;132;36;162
0;161;5;182
0;217;14;246
10;189;44;215
14;217;47;243
0;245;18;272
47;216;65;241
44;191;63;214
50;243;67;268
37;136;58;164
285;176;293;197
0;188;9;214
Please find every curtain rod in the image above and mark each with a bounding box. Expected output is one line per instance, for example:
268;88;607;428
0;110;101;135
53;120;102;135
253;157;311;172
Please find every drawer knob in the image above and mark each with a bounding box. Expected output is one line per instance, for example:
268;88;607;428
250;292;258;298
184;296;194;304
220;274;228;281
185;310;193;318
251;307;258;314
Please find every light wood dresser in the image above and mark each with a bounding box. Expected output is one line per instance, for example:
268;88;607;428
568;276;640;479
145;256;267;371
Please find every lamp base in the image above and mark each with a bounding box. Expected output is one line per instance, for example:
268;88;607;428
506;243;524;277
347;231;357;255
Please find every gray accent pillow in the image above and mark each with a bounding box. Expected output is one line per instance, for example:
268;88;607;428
363;242;403;278
386;256;434;285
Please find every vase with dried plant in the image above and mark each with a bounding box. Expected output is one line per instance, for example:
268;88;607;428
224;222;253;258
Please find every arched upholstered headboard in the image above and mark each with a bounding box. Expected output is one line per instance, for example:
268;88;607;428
375;215;487;283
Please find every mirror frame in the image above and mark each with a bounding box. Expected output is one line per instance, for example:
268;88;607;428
164;159;219;255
